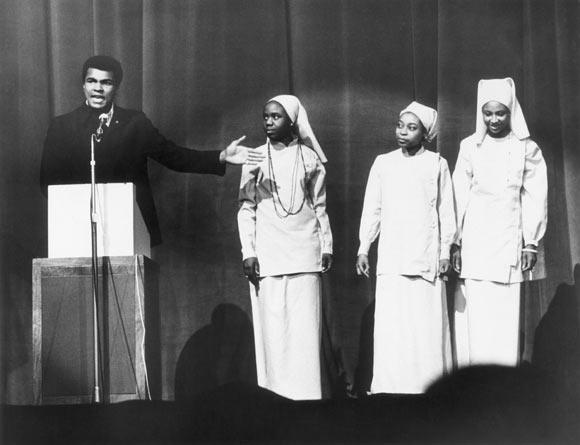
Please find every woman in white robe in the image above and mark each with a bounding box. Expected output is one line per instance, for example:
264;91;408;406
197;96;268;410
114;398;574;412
452;77;548;367
356;102;456;394
237;95;332;400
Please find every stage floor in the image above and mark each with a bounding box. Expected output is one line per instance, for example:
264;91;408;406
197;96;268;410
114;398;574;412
3;366;579;444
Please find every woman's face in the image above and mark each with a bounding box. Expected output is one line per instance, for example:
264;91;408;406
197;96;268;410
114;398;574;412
263;101;293;142
482;101;511;138
395;112;425;149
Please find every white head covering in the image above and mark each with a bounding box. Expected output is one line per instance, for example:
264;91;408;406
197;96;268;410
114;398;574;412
475;77;530;143
399;101;438;142
267;94;327;163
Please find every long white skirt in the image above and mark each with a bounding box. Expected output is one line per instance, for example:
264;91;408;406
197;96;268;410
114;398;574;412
250;273;321;400
371;274;452;394
454;279;521;367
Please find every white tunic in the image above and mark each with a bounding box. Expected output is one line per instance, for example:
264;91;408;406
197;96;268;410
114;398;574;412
453;132;548;283
452;132;548;367
238;139;332;277
358;147;456;393
237;139;331;400
358;148;456;278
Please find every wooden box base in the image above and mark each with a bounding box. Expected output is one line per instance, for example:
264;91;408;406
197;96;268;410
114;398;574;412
32;256;160;404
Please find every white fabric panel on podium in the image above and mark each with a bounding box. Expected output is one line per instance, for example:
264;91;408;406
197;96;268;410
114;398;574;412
48;183;150;258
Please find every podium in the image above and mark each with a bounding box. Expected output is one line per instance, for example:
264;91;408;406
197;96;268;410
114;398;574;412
33;184;159;404
48;183;150;258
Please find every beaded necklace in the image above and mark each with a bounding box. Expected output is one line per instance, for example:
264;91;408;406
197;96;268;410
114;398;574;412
266;140;308;218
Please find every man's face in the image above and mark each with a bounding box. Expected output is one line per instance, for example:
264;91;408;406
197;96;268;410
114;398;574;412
83;68;116;109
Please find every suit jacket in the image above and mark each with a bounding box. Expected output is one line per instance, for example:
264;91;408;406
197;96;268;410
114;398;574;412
40;104;226;245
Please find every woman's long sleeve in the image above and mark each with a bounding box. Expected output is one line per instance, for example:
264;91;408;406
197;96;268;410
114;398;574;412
437;158;457;260
237;165;258;260
307;159;333;254
521;140;548;246
451;141;473;245
358;160;382;255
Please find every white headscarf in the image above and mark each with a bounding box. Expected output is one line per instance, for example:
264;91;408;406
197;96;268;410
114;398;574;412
399;101;438;142
267;94;327;163
475;77;530;143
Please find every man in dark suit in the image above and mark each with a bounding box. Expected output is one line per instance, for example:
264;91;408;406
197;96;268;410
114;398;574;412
41;55;261;245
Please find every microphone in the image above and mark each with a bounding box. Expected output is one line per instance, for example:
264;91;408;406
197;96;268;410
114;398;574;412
95;113;108;142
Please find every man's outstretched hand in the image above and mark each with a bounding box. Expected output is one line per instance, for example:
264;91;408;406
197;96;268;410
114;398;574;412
220;136;265;165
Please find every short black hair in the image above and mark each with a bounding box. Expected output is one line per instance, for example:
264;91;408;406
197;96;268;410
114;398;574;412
82;55;123;85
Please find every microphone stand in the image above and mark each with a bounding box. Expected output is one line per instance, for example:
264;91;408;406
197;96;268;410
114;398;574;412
90;130;102;404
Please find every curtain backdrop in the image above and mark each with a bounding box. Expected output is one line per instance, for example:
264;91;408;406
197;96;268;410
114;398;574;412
2;0;579;404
